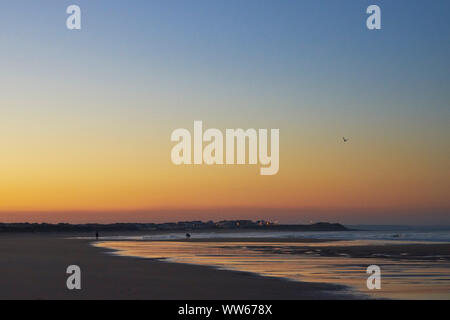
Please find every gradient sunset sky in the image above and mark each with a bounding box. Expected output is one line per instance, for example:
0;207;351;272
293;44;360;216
0;1;449;224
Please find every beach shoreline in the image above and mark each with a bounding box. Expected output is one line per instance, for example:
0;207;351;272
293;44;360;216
94;237;450;300
0;233;360;300
2;231;448;300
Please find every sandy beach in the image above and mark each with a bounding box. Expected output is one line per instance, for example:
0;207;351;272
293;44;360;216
2;232;449;300
0;233;355;300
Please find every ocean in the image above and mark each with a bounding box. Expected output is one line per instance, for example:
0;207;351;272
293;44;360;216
91;226;450;300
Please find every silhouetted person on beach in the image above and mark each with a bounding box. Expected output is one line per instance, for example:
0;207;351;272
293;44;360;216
96;232;99;240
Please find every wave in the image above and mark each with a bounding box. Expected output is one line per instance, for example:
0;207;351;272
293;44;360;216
87;229;450;242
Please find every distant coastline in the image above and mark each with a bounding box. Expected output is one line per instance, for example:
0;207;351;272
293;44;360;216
0;220;349;233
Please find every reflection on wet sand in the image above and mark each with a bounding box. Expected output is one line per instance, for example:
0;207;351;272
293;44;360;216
95;240;450;300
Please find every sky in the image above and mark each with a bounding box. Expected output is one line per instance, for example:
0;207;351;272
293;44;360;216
0;0;449;224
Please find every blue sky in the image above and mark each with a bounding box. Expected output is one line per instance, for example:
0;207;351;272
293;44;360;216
0;1;449;223
1;1;449;117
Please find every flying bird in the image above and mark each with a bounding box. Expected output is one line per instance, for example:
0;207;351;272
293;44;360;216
342;137;349;142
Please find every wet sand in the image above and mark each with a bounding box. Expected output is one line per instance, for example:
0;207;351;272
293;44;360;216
0;233;356;300
239;242;450;261
149;238;450;261
95;238;450;300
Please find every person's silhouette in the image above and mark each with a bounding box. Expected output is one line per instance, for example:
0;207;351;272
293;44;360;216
96;231;99;240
